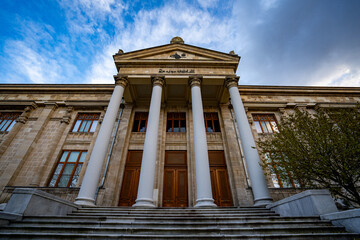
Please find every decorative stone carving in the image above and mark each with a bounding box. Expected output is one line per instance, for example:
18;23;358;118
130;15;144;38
225;76;240;89
294;104;307;111
279;107;286;115
151;76;165;87
278;107;288;120
114;75;129;88
99;107;107;124
60;107;73;124
170;36;184;44
16;106;33;124
188;76;202;88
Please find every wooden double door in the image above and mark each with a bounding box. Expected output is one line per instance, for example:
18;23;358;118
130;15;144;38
118;150;232;207
163;151;188;207
118;151;142;206
209;151;233;207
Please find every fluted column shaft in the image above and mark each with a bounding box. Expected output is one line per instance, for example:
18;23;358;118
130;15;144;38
133;76;165;207
189;76;216;208
75;77;128;206
225;76;272;206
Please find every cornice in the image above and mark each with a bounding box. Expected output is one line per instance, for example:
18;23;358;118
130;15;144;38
0;84;359;96
237;85;360;96
0;84;115;93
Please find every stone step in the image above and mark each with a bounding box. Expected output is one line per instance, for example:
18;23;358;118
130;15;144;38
79;207;260;210
68;212;280;217
73;210;273;215
75;207;268;213
0;232;358;240
1;207;358;240
20;215;325;223
10;219;334;229
0;225;348;235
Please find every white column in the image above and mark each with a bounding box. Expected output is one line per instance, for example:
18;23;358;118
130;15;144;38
75;76;128;206
225;76;272;206
133;76;165;207
189;76;216;208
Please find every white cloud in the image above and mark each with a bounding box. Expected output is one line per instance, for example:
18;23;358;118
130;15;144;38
2;0;359;88
311;65;360;87
197;0;219;9
85;1;242;84
58;0;126;35
2;19;78;84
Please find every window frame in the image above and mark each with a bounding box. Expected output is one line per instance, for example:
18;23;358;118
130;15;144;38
132;112;149;132
49;150;87;188
71;113;100;133
265;152;301;188
252;114;279;134
166;112;186;133
204;112;221;133
0;112;20;132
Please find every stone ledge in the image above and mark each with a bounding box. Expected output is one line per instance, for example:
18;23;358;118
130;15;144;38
0;211;22;223
266;189;338;217
1;188;79;219
321;209;360;233
11;188;78;208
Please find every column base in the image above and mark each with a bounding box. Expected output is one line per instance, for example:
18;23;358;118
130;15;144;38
253;197;273;207
132;198;156;208
74;197;96;207
195;198;217;208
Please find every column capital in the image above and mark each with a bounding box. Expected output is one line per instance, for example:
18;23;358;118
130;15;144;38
114;75;129;88
225;76;240;89
151;75;166;87
188;75;203;88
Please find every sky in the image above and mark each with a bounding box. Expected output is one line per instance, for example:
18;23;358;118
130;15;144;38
0;0;359;87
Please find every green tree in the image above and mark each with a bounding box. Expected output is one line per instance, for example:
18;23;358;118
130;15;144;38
257;106;360;205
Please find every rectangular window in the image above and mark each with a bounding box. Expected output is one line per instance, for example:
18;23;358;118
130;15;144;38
0;113;20;132
49;150;87;187
204;112;221;132
72;113;100;133
253;114;279;133
167;112;186;132
132;112;148;132
265;153;301;188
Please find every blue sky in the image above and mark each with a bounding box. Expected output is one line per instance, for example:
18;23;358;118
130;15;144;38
0;0;359;86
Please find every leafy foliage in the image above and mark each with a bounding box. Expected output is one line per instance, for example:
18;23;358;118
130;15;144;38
257;106;360;205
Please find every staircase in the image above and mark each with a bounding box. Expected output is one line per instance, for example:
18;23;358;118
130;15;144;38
0;207;359;239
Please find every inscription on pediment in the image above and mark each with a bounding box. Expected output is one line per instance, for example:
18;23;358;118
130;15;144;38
159;69;195;74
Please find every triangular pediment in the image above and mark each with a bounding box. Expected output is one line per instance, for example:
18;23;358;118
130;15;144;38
114;43;239;62
139;50;216;60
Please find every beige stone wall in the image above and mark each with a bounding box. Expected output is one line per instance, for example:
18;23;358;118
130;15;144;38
0;85;359;207
0;88;113;203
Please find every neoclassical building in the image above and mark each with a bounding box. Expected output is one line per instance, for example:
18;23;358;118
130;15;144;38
0;37;359;208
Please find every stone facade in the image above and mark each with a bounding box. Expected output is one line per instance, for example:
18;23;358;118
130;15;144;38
0;38;359;207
